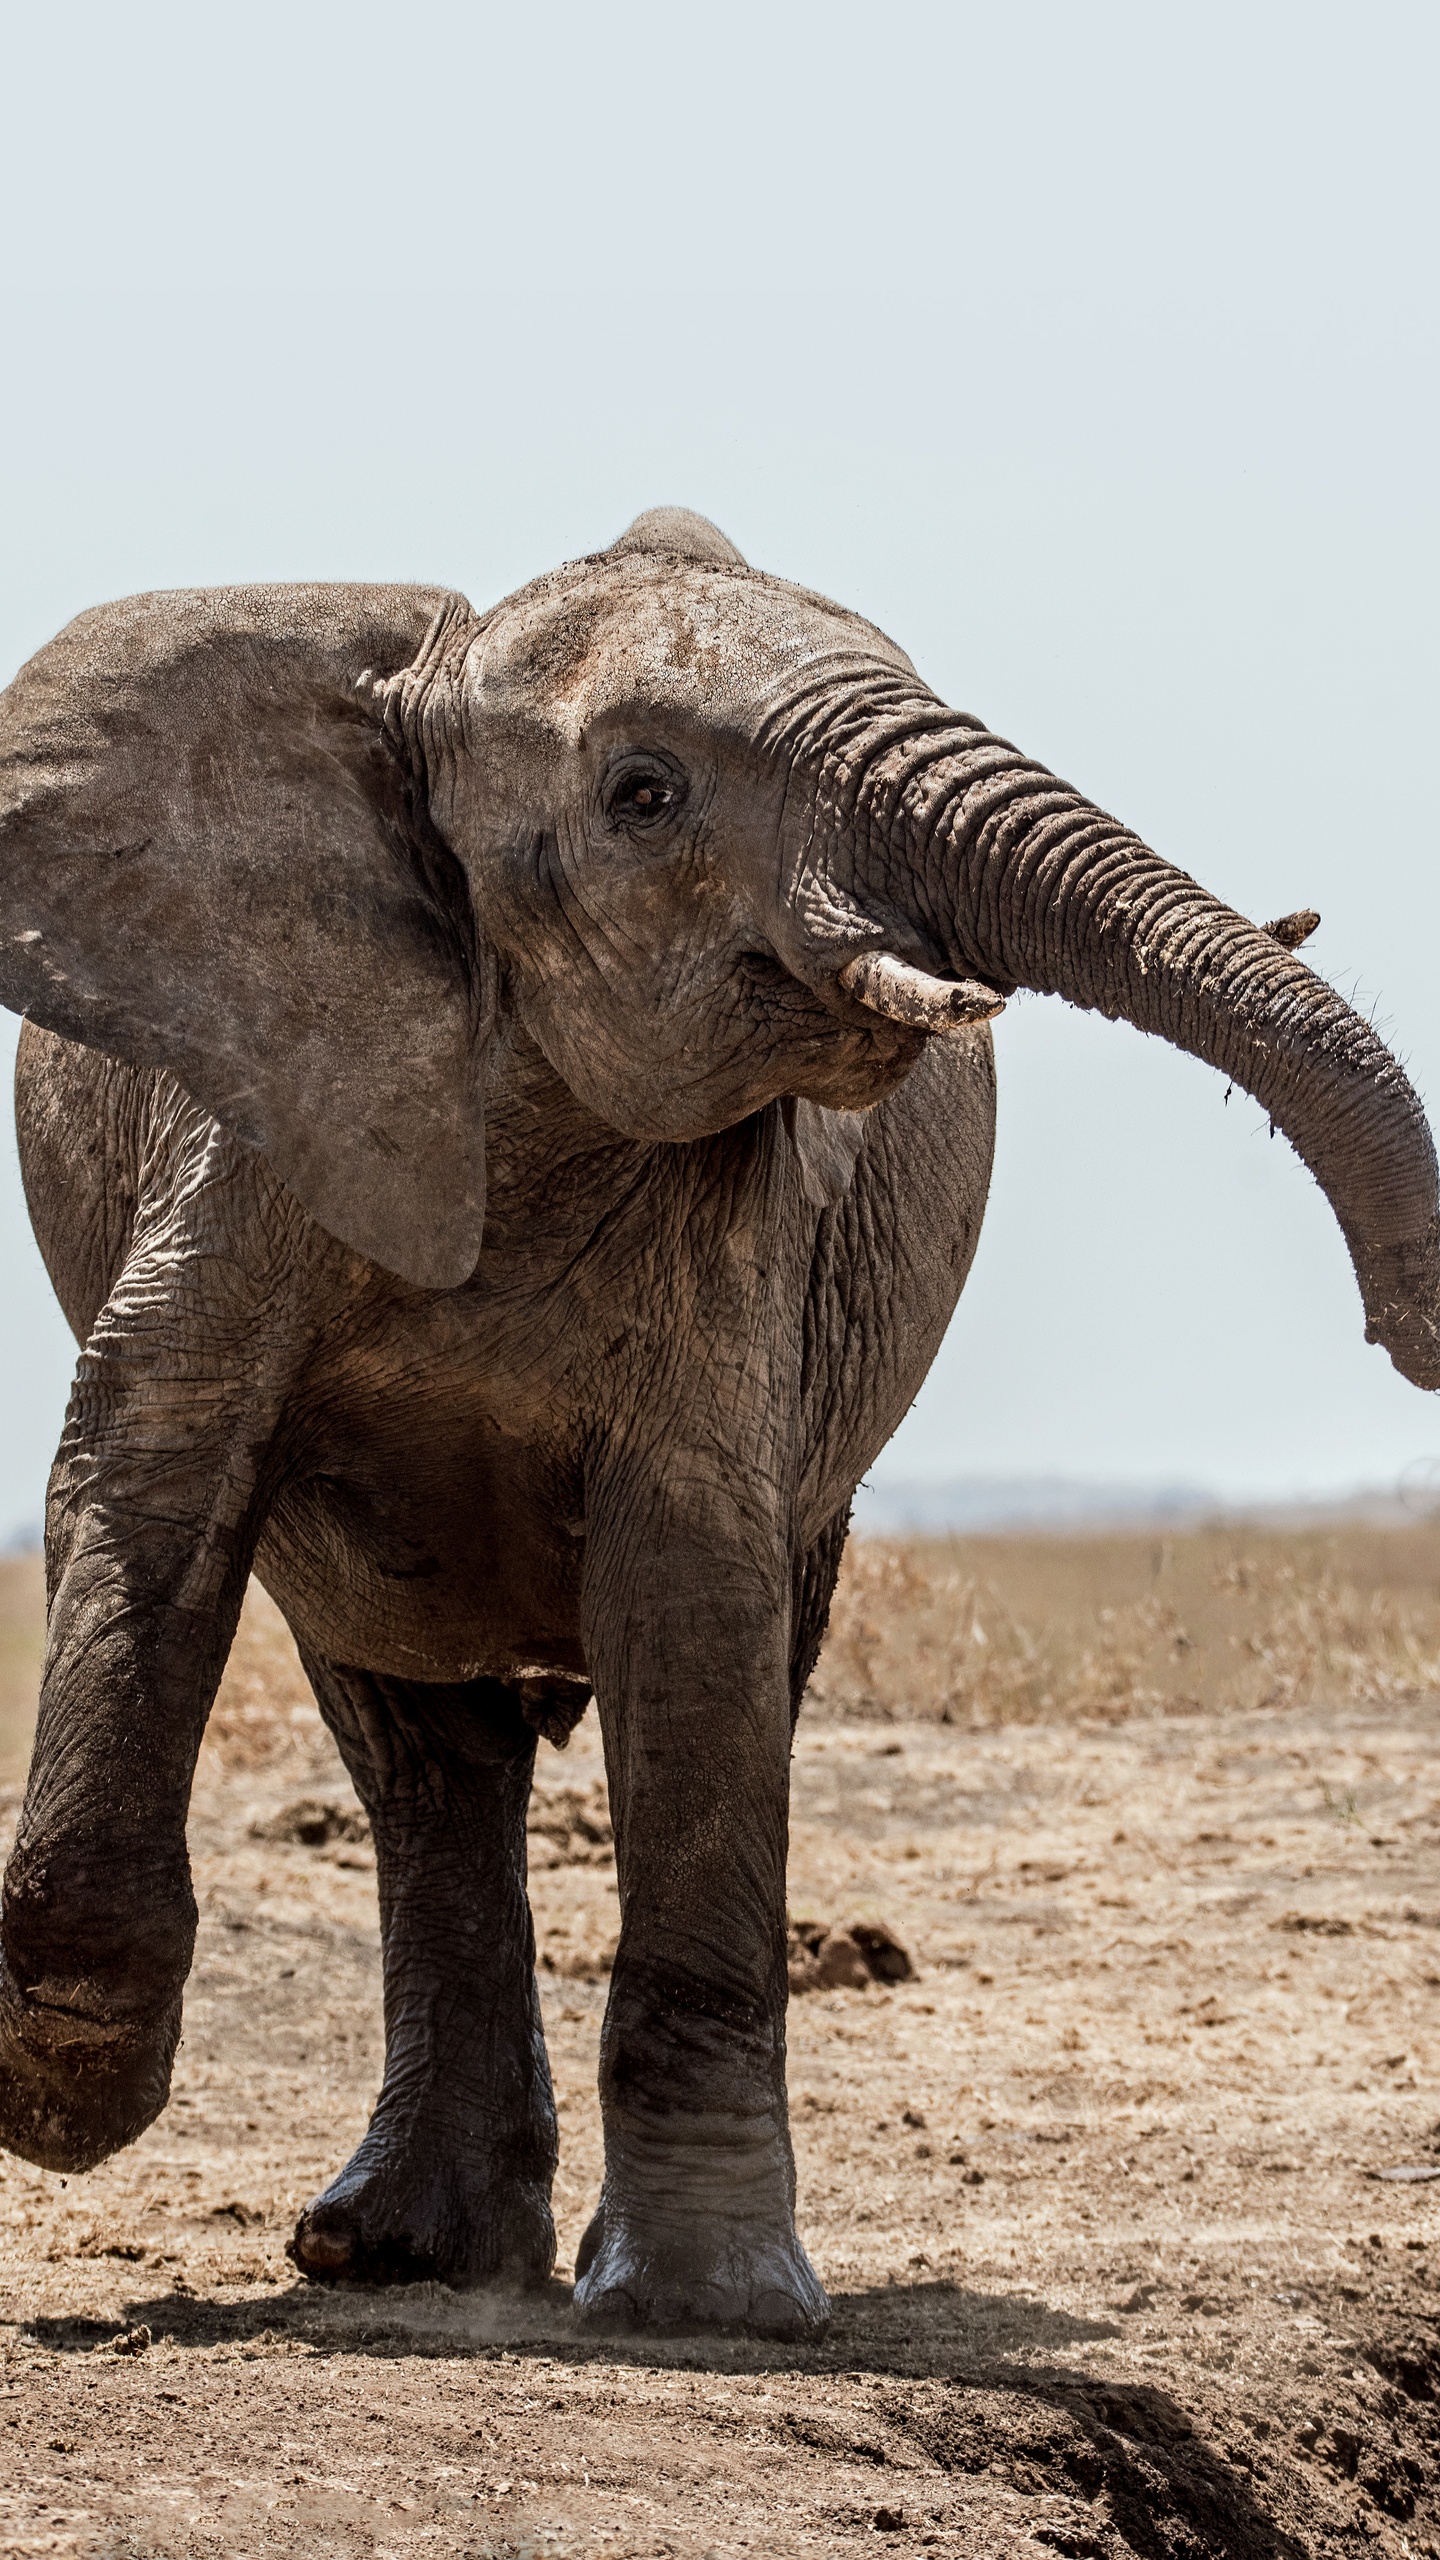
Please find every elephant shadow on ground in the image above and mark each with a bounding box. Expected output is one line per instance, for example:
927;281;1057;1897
791;2286;1313;2560
25;2278;1319;2560
30;2272;1116;2370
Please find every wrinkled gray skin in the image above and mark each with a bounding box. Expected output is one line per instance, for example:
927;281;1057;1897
0;510;1436;2340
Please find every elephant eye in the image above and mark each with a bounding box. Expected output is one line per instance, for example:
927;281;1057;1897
603;756;687;835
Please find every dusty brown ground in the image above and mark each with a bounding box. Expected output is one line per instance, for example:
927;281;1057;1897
3;1542;1440;2556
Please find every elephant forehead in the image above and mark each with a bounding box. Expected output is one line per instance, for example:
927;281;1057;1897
465;562;916;738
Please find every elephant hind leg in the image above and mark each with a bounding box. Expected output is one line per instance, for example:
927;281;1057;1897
289;1661;556;2293
789;1506;851;1723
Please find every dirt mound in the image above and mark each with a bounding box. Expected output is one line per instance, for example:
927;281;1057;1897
249;1796;370;1848
788;1914;915;1991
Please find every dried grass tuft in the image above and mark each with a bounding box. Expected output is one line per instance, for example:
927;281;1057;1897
810;1522;1440;1726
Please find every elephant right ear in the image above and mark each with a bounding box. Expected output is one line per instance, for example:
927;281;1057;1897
0;583;488;1288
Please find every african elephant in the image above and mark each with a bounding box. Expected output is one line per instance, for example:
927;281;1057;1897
0;507;1435;2338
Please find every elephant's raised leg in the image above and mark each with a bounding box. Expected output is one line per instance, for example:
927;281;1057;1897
290;1666;556;2290
0;1104;311;2172
573;1482;829;2341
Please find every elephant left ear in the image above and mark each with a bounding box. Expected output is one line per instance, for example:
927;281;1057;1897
0;583;488;1288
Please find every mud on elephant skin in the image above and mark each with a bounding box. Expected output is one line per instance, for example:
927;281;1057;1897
0;505;1435;2338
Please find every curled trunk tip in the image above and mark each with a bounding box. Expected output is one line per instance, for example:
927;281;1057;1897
1265;908;1321;951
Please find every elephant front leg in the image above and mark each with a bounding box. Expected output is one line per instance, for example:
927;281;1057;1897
290;1666;557;2292
0;1486;246;2173
574;1494;828;2341
0;1147;307;2171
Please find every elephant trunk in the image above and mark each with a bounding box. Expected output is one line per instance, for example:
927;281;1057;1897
815;704;1440;1388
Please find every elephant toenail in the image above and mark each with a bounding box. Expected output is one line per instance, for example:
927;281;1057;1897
296;2224;353;2271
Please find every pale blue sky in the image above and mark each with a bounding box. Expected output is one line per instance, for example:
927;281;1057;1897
0;0;1436;1537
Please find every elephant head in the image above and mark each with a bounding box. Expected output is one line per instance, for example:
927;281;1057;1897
1;506;1437;1389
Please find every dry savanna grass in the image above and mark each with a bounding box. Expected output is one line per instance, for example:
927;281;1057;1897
816;1519;1440;1728
5;1519;1440;1785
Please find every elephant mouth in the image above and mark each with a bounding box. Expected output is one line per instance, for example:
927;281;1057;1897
731;950;939;1119
736;950;904;1043
739;946;1006;1051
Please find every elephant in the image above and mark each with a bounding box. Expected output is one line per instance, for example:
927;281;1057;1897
0;505;1435;2341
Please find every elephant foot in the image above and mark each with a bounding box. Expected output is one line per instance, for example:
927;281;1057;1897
571;2190;830;2340
289;2111;556;2291
0;1965;179;2173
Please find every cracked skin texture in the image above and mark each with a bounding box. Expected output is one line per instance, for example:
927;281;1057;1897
0;504;1436;2339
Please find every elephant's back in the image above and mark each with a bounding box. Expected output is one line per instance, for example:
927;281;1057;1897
14;1022;145;1343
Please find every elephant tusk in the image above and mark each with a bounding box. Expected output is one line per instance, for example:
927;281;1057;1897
837;950;1006;1033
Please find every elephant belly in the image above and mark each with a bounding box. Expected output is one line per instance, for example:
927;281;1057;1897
254;1401;589;1687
